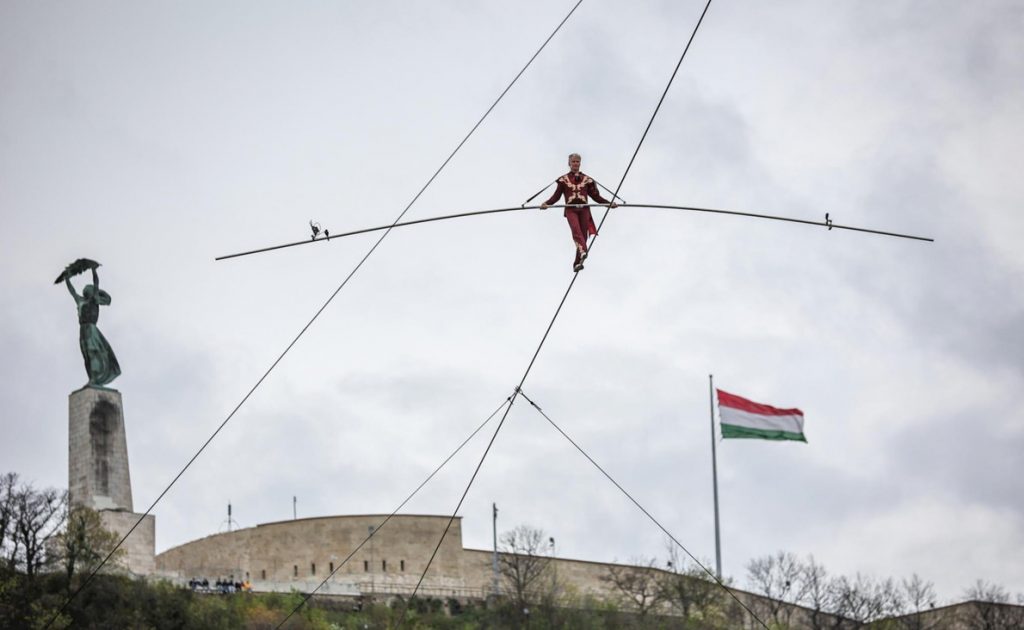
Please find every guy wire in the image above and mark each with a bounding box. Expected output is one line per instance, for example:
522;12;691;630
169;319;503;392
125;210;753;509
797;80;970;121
275;396;514;628
397;0;717;625
517;388;770;630
44;1;582;626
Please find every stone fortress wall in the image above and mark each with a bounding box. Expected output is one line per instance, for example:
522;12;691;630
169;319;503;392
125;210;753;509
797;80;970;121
157;513;654;601
144;511;1024;628
157;514;476;596
156;513;779;617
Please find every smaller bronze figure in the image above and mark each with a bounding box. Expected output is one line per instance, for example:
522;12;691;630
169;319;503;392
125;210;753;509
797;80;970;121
56;259;121;387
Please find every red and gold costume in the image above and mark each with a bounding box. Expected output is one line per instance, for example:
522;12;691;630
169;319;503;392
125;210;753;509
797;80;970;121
544;171;612;267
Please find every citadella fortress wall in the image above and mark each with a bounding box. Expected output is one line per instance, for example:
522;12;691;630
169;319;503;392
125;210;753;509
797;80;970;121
156;513;623;599
157;514;470;590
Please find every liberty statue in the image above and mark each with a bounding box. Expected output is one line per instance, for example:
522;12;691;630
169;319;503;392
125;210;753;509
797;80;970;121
57;258;121;387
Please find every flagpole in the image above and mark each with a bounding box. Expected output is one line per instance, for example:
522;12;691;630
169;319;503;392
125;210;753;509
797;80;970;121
709;374;722;580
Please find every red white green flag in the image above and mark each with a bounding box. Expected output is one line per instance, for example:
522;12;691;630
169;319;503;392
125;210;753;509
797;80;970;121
717;389;806;442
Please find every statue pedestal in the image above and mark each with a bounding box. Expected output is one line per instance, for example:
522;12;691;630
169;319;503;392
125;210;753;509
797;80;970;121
69;387;133;511
100;511;156;575
69;386;155;575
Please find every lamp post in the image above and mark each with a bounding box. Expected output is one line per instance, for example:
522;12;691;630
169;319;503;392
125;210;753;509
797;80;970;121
368;525;376;594
548;536;557;592
492;503;500;596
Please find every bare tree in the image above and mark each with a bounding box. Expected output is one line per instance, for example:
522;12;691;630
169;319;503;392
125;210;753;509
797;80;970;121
895;573;942;630
960;580;1024;630
0;473;18;569
601;557;661;617
830;573;902;626
872;576;904;622
8;480;66;576
746;551;805;627
658;544;726;624
796;555;844;630
498;525;555;613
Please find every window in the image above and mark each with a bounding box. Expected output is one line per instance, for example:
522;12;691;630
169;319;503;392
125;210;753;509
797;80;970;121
382;560;387;572
363;560;369;572
293;565;298;577
311;562;316;575
329;562;334;573
261;569;266;580
400;560;405;571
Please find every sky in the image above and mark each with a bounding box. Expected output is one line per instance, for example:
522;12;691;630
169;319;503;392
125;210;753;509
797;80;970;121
1;0;1022;605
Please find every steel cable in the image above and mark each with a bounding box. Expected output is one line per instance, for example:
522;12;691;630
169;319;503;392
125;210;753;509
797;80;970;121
275;396;514;628
44;2;582;625
216;202;930;262
398;1;719;625
517;388;770;629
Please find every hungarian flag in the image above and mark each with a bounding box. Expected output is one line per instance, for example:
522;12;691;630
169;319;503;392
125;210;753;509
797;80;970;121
717;389;806;442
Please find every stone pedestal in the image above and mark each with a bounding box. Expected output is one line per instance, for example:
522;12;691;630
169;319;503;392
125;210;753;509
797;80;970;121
69;386;155;575
101;510;156;575
69;386;133;511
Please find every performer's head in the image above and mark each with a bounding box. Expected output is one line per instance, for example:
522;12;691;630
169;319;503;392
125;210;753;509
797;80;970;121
568;153;581;173
83;285;97;299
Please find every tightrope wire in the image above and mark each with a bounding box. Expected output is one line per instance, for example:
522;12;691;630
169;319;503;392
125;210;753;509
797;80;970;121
216;202;930;262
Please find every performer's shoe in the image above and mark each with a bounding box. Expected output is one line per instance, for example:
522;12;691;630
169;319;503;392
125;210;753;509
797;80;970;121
579;246;588;262
573;261;585;272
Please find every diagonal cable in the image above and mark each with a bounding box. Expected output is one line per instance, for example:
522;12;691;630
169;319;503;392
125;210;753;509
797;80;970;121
397;2;716;625
275;395;514;628
517;387;770;630
44;2;583;626
400;265;587;621
397;388;519;620
589;0;715;255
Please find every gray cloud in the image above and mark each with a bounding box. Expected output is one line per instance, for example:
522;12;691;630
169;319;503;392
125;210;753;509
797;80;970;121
2;0;1022;603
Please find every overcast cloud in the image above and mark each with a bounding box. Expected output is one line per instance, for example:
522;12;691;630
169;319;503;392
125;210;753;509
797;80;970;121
1;1;1021;603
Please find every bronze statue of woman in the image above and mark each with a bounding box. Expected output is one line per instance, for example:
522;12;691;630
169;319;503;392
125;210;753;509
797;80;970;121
58;259;121;387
